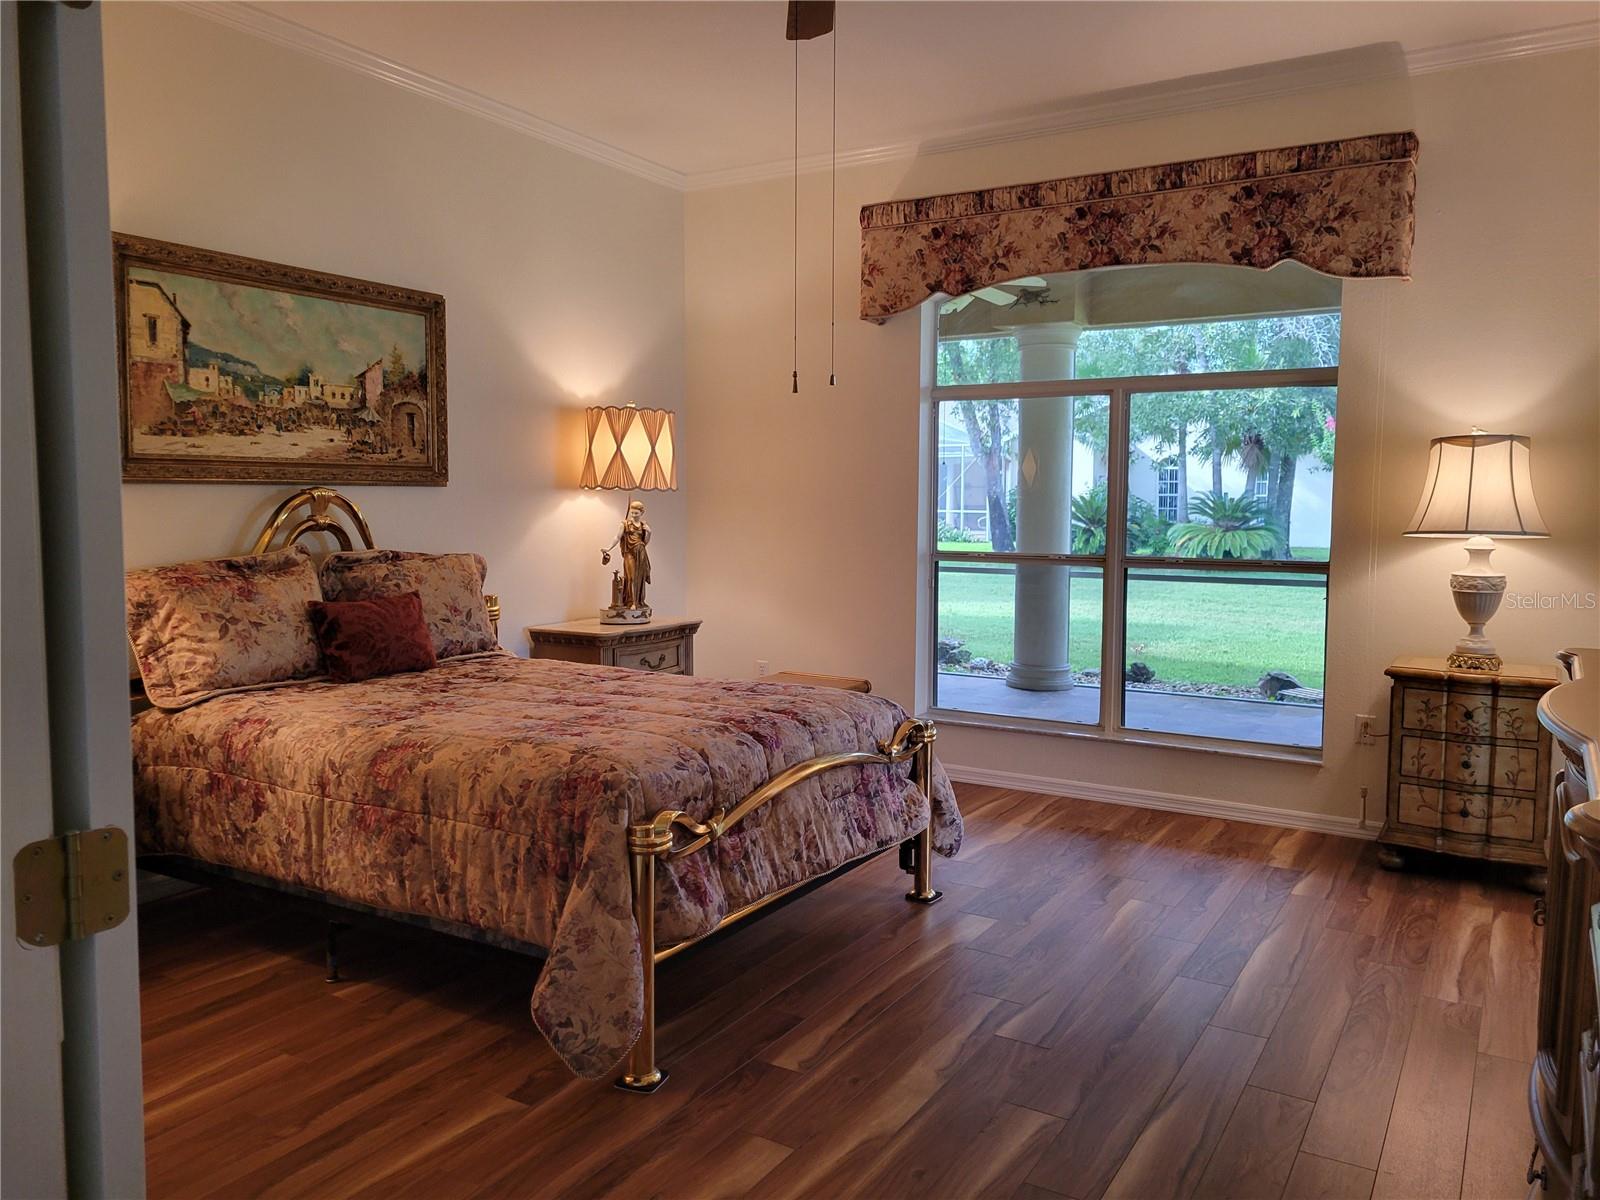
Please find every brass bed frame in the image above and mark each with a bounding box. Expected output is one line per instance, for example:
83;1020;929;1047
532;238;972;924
139;486;942;1094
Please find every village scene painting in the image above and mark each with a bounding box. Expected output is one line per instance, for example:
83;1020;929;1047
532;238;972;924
117;235;447;484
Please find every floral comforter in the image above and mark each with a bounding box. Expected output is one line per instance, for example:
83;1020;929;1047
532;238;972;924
131;654;962;1078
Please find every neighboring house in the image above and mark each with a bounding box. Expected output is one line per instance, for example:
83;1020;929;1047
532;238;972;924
124;278;190;429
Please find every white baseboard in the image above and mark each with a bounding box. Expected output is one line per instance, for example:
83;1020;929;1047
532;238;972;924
944;763;1378;840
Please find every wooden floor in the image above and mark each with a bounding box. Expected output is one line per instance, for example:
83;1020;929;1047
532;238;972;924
139;784;1542;1200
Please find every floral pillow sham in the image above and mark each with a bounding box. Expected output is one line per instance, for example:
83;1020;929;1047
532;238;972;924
318;549;498;660
125;545;324;710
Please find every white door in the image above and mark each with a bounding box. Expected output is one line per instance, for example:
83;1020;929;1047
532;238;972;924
2;3;146;1196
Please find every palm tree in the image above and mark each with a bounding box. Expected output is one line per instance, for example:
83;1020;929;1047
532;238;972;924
1170;491;1281;559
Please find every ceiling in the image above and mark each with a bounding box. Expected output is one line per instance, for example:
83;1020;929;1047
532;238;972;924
232;1;1597;185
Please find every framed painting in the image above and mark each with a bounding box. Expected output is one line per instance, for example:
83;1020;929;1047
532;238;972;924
114;234;447;485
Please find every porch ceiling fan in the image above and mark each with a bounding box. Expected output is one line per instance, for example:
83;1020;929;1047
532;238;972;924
939;278;1051;315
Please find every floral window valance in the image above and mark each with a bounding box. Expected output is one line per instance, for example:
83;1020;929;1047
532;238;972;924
858;131;1418;322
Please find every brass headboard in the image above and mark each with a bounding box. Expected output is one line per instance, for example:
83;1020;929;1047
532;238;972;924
252;487;375;554
249;486;499;633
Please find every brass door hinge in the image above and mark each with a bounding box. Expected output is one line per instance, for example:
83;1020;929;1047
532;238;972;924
13;827;131;947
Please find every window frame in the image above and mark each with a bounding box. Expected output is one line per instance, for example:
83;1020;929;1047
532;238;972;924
926;362;1338;763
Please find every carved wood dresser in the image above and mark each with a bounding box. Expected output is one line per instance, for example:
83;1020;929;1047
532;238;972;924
1531;647;1600;1199
1377;656;1560;888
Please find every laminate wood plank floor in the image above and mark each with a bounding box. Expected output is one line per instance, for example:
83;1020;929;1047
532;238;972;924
138;784;1542;1200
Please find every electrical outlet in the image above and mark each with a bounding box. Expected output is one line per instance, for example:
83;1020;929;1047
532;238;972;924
1355;714;1378;746
755;660;769;677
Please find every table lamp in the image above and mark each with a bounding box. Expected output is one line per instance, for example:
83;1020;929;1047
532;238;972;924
1403;431;1548;671
580;405;677;624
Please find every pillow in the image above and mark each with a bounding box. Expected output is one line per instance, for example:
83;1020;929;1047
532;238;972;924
318;549;498;659
125;545;323;710
307;592;437;683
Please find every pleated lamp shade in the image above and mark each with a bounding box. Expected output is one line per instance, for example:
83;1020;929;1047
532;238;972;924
1404;433;1548;538
580;406;677;491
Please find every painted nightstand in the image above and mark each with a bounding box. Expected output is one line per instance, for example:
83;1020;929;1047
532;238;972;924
1378;655;1560;889
525;617;701;676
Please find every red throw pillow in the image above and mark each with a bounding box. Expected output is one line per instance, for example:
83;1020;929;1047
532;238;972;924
307;592;437;684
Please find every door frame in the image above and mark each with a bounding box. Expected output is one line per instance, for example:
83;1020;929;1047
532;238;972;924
4;3;146;1196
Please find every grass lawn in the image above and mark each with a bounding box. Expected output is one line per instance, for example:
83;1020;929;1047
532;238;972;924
938;540;1332;561
937;566;1326;689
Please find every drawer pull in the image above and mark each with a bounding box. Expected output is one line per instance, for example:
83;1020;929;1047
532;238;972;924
639;653;669;670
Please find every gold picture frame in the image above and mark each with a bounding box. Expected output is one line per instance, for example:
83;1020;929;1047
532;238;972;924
114;233;447;485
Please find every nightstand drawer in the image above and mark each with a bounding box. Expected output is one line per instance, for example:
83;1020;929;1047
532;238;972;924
621;640;682;674
1395;782;1537;843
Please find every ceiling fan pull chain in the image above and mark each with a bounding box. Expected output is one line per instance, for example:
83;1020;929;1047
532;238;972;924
792;33;800;395
829;13;837;388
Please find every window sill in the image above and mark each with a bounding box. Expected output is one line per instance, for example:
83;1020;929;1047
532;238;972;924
923;707;1325;766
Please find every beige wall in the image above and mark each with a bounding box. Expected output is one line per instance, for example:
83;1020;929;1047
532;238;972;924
103;4;687;641
686;49;1600;825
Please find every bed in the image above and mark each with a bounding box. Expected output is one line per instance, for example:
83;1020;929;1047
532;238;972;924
131;488;962;1091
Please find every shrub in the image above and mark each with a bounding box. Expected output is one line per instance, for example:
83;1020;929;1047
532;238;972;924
1170;491;1281;559
937;522;983;545
1070;482;1172;555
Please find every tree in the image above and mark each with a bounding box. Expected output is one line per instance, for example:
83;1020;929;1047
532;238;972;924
1078;313;1339;555
1236;386;1336;556
938;338;1020;550
387;344;407;385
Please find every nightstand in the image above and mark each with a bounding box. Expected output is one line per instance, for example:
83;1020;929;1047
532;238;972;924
1378;655;1560;889
525;617;701;676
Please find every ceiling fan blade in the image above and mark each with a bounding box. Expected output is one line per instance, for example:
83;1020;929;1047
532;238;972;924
786;0;835;41
940;295;975;315
1010;277;1048;288
974;287;1020;307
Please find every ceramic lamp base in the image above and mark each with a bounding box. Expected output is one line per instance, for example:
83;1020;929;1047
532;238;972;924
1446;536;1506;673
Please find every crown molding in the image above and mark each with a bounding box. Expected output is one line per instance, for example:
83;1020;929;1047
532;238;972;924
175;1;687;190
173;4;1595;195
1406;19;1598;75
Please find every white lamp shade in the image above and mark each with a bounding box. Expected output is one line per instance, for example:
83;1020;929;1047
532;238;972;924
580;406;676;491
1404;433;1548;538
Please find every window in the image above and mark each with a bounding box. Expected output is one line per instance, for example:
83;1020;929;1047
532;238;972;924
146;315;159;345
929;263;1339;754
1155;463;1180;522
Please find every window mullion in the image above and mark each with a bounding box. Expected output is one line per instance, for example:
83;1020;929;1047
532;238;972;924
1101;386;1132;737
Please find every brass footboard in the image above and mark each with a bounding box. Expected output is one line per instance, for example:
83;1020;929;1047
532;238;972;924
616;717;941;1093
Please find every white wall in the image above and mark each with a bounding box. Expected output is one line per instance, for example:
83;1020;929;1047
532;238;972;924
686;49;1600;824
103;5;687;641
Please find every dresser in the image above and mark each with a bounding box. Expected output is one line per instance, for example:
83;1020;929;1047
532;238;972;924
525;617;700;676
1378;656;1559;888
1531;647;1600;1200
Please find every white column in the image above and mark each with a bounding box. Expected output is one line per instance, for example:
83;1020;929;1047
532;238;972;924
1007;322;1081;691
